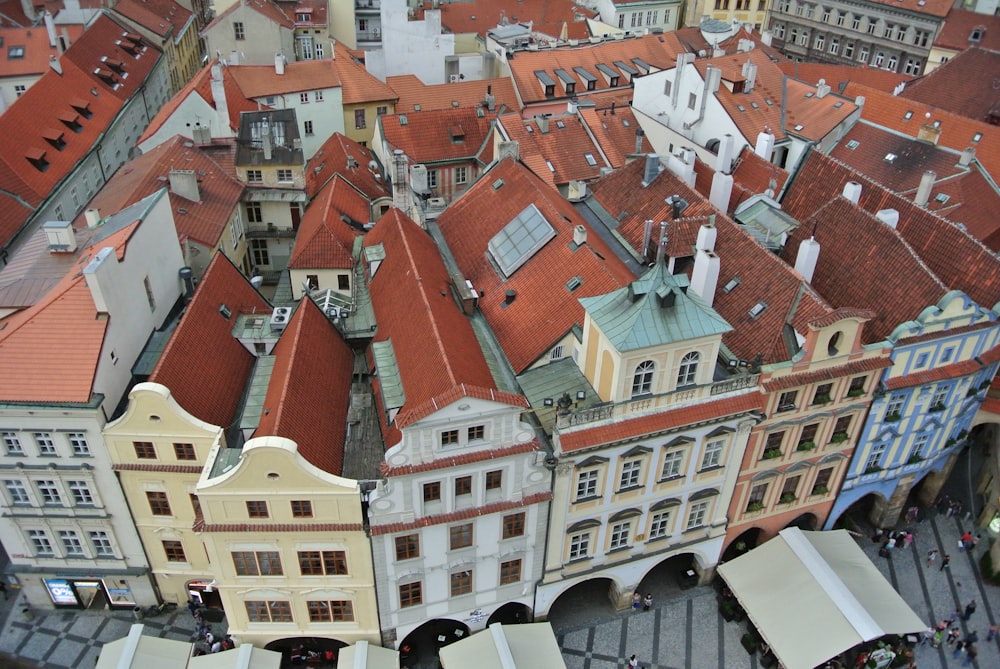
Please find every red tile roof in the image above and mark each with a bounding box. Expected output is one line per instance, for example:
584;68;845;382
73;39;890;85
778;61;911;94
255;298;355;474
201;0;293;33
558;393;761;452
370;491;551;535
304;132;390;200
150;254;270;426
498;111;607;184
0;24;84;77
226;59;341;98
288;176;358;270
81;134;244;247
387;74;519;113
730;146;789;206
508;33;685;106
331;41;396;105
381;439;539;475
200;522;364;532
436;158;635;372
898;48;1000;124
933;9;1000;51
843;82;1000;180
113;0;193;39
113;463;204;473
867;0;951;17
379;106;495;165
366;209;513;437
578;104;652;169
762;356;892;393
922;167;1000;251
0;13;161;248
884;357;982;390
416;0;594;39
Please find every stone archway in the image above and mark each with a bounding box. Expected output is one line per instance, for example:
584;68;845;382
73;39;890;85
264;636;347;665
397;618;471;668
486;601;531;626
722;527;764;562
546;577;619;631
784;512;819;532
637;552;706;601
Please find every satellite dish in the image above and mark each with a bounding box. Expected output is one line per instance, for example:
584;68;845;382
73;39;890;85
250;275;264;288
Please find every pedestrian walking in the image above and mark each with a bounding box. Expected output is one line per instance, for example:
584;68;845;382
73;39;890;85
963;644;977;666
947;628;960;646
971;534;981;550
631;591;641;612
210;640;222;653
627;653;639;669
895;533;906;549
927;549;938;567
952;640;964;658
963;630;978;646
187;598;201;616
987;624;999;642
960;531;972;550
940;554;951;571
642;593;652;612
937;494;951;515
906;506;919;523
904;531;914;547
204;629;215;646
963;599;976;621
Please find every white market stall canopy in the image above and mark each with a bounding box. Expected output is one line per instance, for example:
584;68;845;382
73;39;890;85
96;625;281;669
718;528;926;669
438;623;566;669
338;640;400;669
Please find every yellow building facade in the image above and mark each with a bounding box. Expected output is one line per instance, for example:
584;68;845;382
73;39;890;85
195;436;380;648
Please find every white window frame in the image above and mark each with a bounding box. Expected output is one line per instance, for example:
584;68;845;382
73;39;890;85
34;432;56;456
36;480;62;505
576;469;598;499
60;530;84;556
865;443;886;471
89;531;114;556
649;510;672;538
68;480;94;505
609;520;631;549
619;459;642;489
29;529;54;555
686;500;709;530
661;450;683;478
631;360;654;396
68;432;90;456
677;351;699;386
701;439;724;469
568;532;591;560
4;480;29;505
3;431;23;454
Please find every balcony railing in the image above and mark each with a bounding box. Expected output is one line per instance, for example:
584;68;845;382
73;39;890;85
246;222;296;239
355;0;380;9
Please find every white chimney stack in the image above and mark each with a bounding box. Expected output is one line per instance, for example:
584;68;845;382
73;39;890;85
915;170;935;207
169;169;201;202
754;128;774;160
210;63;230;134
815;78;831;99
745;63;758;93
761;30;773;47
842;181;862;205
716;133;735;174
709;171;734;212
275;52;285;75
696;221;717;253
959;147;975;166
84;208;101;227
43;220;77;253
794;237;821;283
83;247;117;314
642;153;660;185
49;55;62;75
691;247;721;307
44;11;57;48
573;225;587;246
876;209;899;229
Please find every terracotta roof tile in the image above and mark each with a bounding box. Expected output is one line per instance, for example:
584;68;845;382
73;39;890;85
331;41;396;104
762;356;892;392
436;158;635;372
934;9;1000;51
381;439;539;475
578;104;652;169
868;0;951;17
200;522;363;532
379;106;494;164
369;491;552;535
898;48;1000;124
366;209;511;436
113;0;193;39
288;177;358;270
729;146;788;206
499;111;608;183
508;33;685;106
884;357;982;390
558;393;761;452
924;168;1000;251
254;298;355;474
112;463;204;473
778;61;911;94
201;0;293;34
416;0;594;39
387;74;519;113
304;132;390;200
226;59;341;98
0;24;84;77
81;135;244;248
150;254;270;426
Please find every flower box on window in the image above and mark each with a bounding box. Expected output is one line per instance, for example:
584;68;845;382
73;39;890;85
884;412;901;422
907;454;924;464
812;395;832;405
811;484;829;496
796;441;816;452
864;465;882;474
779;493;797;504
762;448;782;460
847;388;865;398
745;501;764;513
830;432;849;444
928;403;946;413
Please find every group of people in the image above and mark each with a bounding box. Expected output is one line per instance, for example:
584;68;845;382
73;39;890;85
188;598;234;655
876;528;914;558
630;592;653;612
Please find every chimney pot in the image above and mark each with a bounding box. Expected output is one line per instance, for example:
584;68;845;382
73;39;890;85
842;181;862;205
915;170;935;207
573;225;587;246
876;209;899;229
84;208;101;227
794;237;821;283
169;169;201;202
959;147;975;166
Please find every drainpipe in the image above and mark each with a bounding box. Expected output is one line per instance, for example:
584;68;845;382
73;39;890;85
684;66;720;131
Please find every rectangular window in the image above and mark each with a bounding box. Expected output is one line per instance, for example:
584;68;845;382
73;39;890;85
246;169;263;184
485;470;502;490
245;600;292;622
829;38;839;54
813;383;832;405
931;386;949;410
291;500;313;518
455;166;468;185
142;276;156;312
844;42;854;58
173;443;196;460
777;390;798;411
3;432;23;455
68;481;94;505
163;540;186;562
798;423;818;449
701;439;724;469
450;570;473;596
395;534;419;560
780;476;801;502
298;550;347;575
441;430;459;446
337;274;350;291
304;120;314;135
4;480;29;505
190;494;201;515
354;109;366;129
500;558;522;585
276;169;293;184
833;416;852;440
14;84;25;97
246;500;269;518
865;443;886;471
466;424;485;441
68;433;90;456
89;531;114;556
428;170;438;189
576;469;598;499
609;520;631;549
765;431;785;456
315;90;323;102
307;600;354;622
233;551;283;576
300;92;310;104
848;376;866;397
661;450;683;478
423;481;441;502
859;46;870;63
250;239;269;266
29;529;53;555
747;483;768;511
568;532;590;560
815;35;825;50
246;202;263;224
903;59;920;75
502;512;525;539
60;530;84;556
812;467;833;495
377;106;387;115
147;491;171;515
133;441;156;459
852;16;860;30
649;510;672;538
399;582;422;607
34;433;56;456
688;93;697;110
450;523;473;549
886;393;904;420
686;501;709;530
837;12;846;26
619;459;642;489
912;433;930;460
455;476;472;496
37;480;62;505
233;22;245;40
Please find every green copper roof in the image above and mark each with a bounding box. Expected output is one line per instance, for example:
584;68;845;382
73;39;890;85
579;264;732;352
372;338;405;410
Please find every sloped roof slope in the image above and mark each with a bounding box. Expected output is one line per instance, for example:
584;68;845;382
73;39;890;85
898;48;1000;124
388;74;519;113
288;176;358;270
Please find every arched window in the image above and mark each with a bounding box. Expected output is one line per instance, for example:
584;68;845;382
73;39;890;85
677;352;699;386
631;360;655;397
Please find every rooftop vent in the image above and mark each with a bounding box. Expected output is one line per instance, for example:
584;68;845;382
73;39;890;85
270;306;291;332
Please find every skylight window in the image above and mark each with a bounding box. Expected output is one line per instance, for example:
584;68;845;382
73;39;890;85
8;45;24;59
545;160;555;172
584;153;597;166
794;124;804;131
566;276;583;292
833;101;843;108
750;102;759;109
622;119;630;127
737;105;746;112
488;204;556;278
846;140;860;149
934;193;950;204
722;277;741;293
556;120;565;129
973;132;982;143
884;153;897;163
903;111;913;120
765;98;774;106
399;115;408;126
804;92;814;98
748;302;768;320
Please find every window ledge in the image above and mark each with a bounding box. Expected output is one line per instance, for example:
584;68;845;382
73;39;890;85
573;495;601;505
657;475;684;484
697;465;723;474
615;485;643;494
607;545;631;555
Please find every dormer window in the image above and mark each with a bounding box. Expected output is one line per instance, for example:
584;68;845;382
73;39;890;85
631;360;655;397
101;57;126;75
535;70;556;98
94;67;119;88
970;28;984;42
26;148;49;172
42;129;66;150
58;111;83;133
70;98;93;119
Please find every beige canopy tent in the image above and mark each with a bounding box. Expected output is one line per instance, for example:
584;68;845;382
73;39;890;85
338;640;400;668
438;623;566;669
718;528;927;669
96;624;280;669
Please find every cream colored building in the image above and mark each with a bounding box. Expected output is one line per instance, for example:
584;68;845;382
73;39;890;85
103;383;224;605
196;436;379;648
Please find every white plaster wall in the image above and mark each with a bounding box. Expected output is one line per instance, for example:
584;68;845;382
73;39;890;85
365;0;454;84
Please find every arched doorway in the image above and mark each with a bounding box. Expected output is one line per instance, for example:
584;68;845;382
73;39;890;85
397;618;471;668
722;528;763;562
264;637;347;666
546;578;618;631
637;552;703;599
835;493;888;534
785;512;818;532
187;580;223;612
487;602;531;626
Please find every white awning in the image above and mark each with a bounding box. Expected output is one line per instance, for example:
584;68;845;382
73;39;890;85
338;641;400;669
718;528;926;669
439;623;566;669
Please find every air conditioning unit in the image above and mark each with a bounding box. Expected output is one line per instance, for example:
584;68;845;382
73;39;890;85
270;306;291;332
428;196;447;208
449;74;460;83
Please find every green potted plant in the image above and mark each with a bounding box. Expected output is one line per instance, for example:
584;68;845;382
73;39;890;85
746;501;764;513
719;598;738;621
796;441;816;452
811;484;829;496
847;387;865;398
907;454;923;464
885;411;901;422
779;492;797;504
762;448;782;460
741;633;759;655
830;432;849;443
929;403;946;413
864;465;882;474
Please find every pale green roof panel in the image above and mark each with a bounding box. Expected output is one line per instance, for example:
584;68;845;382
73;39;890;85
372;339;405;410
